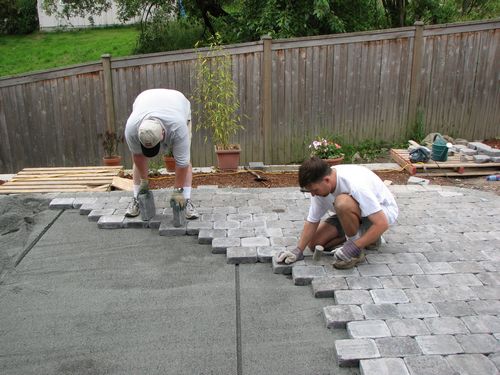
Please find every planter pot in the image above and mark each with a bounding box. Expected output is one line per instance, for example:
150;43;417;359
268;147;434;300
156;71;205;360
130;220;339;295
103;156;122;166
163;155;176;172
215;146;241;172
323;155;344;166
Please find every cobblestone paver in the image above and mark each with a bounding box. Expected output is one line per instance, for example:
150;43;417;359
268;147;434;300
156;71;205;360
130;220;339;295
50;184;500;374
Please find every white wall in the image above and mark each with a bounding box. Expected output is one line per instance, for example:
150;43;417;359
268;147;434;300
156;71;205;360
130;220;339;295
37;0;140;30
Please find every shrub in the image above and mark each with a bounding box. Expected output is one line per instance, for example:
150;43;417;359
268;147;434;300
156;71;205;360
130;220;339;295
134;15;204;54
0;0;38;35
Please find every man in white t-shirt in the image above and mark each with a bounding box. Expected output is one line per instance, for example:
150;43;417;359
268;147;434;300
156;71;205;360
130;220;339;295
277;157;398;269
124;89;199;219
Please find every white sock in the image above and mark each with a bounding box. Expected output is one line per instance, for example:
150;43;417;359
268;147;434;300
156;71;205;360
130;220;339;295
346;231;361;242
182;187;191;200
133;184;140;198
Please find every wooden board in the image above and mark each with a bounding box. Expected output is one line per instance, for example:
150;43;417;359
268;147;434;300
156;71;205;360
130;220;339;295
390;149;500;176
0;166;123;194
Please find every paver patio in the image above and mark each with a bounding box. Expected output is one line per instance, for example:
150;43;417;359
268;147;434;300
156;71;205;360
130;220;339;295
48;184;500;374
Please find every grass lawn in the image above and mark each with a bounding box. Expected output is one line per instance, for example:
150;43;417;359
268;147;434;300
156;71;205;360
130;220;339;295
0;26;139;78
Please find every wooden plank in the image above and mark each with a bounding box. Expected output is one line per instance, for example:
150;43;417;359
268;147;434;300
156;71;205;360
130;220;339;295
416;169;500;177
390;149;417;175
111;176;134;191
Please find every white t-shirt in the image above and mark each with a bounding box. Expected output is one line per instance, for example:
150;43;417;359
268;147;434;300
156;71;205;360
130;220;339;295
307;165;398;224
124;89;191;167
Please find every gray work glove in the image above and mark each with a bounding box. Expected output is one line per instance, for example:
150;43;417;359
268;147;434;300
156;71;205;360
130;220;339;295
276;247;304;264
170;188;186;210
333;240;362;262
139;179;149;195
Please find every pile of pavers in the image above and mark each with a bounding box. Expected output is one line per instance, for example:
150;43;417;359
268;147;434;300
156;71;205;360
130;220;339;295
451;140;500;163
49;184;500;374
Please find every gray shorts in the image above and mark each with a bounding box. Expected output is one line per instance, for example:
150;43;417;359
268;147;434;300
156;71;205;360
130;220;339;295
324;215;372;238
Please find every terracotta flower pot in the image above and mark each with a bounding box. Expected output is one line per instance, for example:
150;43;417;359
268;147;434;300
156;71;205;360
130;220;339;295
322;155;344;166
103;155;122;166
163;155;176;172
215;146;241;172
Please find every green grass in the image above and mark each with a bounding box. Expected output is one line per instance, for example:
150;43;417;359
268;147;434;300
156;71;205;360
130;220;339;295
0;26;139;78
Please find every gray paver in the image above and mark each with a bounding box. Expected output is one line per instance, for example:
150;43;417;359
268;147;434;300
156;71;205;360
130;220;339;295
213;220;239;230
370;289;409;304
404;355;456;375
97;215;124;229
360;358;409;375
312;277;348;298
347;320;391;339
405;288;444;303
416;335;464;355
334;339;380;367
323;305;364;329
375;337;422;357
476;272;500;286
398;303;438;318
123;215;150;228
468;300;500;315
226;247;257;264
241;236;270;247
386;318;430;337
211;237;240;254
461;315;500;333
87;208;115;222
412;274;449;288
335;290;373;305
362;304;401;320
446;354;499;375
49;198;75;209
489;353;500;371
388;263;423;276
471;286;500;300
72;197;97;208
357;264;392;277
186;220;213;235
445;273;483;287
455;334;499;354
379;276;415;289
433;301;474;317
346;276;382;290
419;262;455;274
198;229;226;244
292;265;326;286
423;317;469;335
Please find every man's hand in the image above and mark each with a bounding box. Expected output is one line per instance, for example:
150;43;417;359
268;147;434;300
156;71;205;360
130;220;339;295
139;179;149;194
170;188;186;209
276;247;304;264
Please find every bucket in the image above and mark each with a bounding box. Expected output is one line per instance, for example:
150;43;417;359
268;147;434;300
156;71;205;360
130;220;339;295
431;134;448;162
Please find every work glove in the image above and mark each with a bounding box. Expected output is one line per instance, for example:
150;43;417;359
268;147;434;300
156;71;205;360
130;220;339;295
333;240;362;262
139;179;149;194
276;247;304;264
170;188;186;210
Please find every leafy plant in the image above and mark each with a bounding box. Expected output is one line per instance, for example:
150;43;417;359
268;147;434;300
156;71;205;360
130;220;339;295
308;137;343;159
99;130;124;158
192;33;243;150
0;0;38;35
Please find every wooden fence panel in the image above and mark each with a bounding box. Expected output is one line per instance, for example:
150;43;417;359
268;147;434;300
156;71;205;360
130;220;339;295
0;20;498;173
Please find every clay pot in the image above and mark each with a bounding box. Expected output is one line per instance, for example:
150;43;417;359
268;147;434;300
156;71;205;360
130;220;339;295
215;146;241;172
163;155;176;172
103;156;122;166
322;155;344;166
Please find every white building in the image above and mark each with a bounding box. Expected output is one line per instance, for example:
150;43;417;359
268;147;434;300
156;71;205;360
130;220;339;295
37;0;139;30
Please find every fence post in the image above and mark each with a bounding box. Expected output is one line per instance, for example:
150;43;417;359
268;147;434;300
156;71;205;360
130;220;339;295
407;21;424;133
101;54;116;134
261;35;272;164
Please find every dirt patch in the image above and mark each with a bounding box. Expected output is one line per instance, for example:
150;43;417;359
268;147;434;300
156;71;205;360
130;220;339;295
143;168;499;195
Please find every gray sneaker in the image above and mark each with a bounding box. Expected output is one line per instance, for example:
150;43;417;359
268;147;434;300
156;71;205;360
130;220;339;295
185;199;199;219
125;197;140;217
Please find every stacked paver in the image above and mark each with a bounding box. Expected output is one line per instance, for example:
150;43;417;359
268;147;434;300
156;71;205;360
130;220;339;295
49;184;500;374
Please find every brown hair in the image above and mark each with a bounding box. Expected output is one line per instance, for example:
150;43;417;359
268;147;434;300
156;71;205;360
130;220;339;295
298;157;331;188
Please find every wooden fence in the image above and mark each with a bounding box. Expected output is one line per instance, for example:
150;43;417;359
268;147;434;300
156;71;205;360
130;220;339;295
1;19;499;173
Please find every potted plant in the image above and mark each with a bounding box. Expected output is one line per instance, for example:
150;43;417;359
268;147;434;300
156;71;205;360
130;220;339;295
163;148;176;172
99;130;124;166
309;136;344;166
192;34;243;171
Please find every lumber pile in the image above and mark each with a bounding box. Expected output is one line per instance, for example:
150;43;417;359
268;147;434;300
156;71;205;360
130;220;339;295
0;166;124;194
390;149;500;177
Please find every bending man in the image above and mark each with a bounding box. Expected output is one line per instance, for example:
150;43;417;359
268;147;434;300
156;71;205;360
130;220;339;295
277;157;398;269
124;88;199;220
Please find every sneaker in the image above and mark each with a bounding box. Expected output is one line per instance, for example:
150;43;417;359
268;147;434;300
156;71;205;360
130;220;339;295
185;199;199;219
125;197;140;217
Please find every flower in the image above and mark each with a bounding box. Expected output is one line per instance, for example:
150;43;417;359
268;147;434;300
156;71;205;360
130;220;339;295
308;137;343;159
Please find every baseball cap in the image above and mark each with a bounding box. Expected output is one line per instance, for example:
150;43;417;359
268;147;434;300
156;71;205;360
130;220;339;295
138;118;163;157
